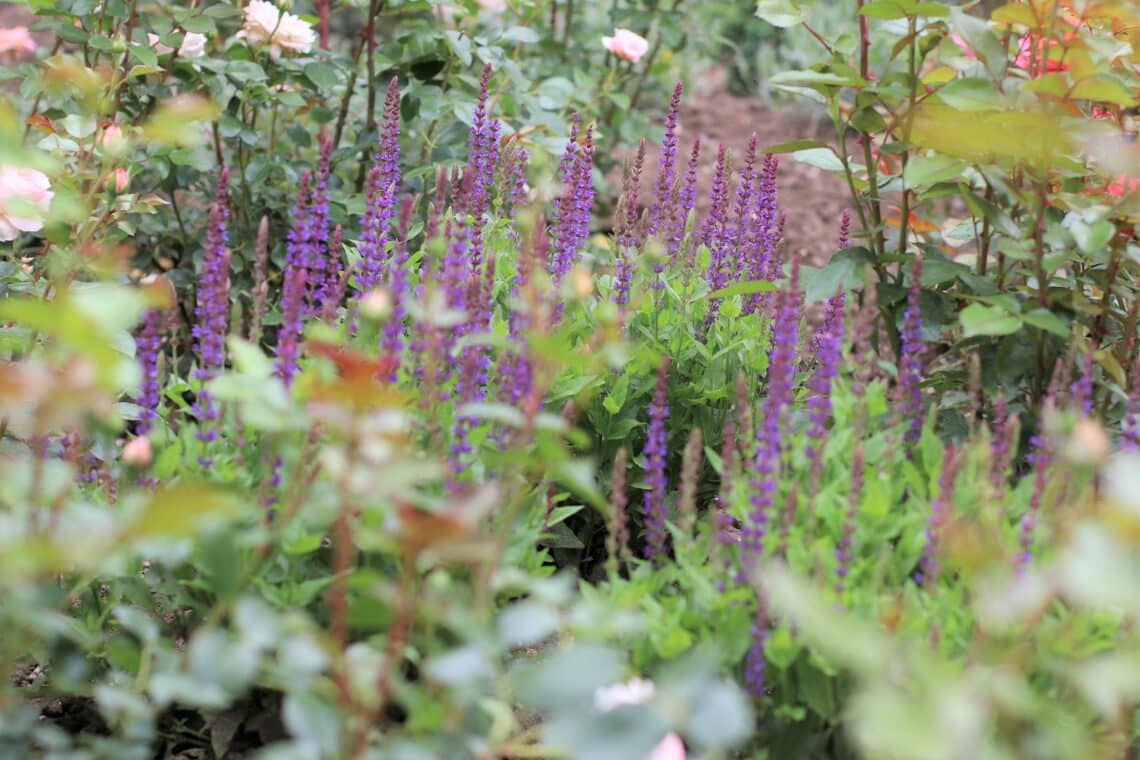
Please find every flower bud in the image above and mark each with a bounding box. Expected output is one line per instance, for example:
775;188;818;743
106;167;129;193
122;436;153;467
1062;418;1110;467
359;289;392;321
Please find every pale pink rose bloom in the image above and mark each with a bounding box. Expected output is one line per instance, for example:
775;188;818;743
237;0;315;60
0;27;35;60
602;28;649;63
0;167;53;241
101;124;125;152
593;678;687;760
647;732;687;760
122;436;153;467
147;31;207;58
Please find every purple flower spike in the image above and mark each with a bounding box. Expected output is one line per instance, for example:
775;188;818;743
1070;351;1095;416
614;140;645;307
673;138;700;263
642;356;671;560
378;76;402;194
744;605;770;698
276;263;307;387
1124;354;1140;451
898;256;925;447
701;145;731;308
191;169;232;465
727;133;759;281
306;135;334;315
836;443;864;594
648;81;683;239
805;289;846;485
136;308;164;435
918;445;962;585
1021;408;1052;568
837;208;851;250
743;154;780;316
744;261;801;573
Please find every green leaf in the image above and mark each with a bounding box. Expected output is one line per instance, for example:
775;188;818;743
859;1;907;19
303;61;340;90
756;0;804;27
959;303;1022;337
1021;308;1069;338
1071;75;1137;107
761;138;827;154
904;154;967;188
702;279;778;301
793;147;845;172
126;483;242;540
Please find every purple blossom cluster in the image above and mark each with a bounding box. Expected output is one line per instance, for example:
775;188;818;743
744;260;802;568
804;288;845;483
135;308;164;435
898;256;925;446
191;169;232;463
549;119;595;289
836;443;864;593
642;357;671;560
917;445;962;585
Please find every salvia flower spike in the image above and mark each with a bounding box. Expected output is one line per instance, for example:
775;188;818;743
899;255;925;447
648;81;683;239
642;356;671;560
191;168;232;465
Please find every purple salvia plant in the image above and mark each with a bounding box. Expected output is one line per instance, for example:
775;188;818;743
614;141;646;307
1070;351;1095;416
744;260;802;570
249;215;271;344
380;198;414;372
727;132;759;283
648;81;683;239
377;76;402;193
321;224;345;323
305;135;334;315
837;208;851;249
672;138;700;263
699;144;730;248
701;145;732;310
677;427;702;537
898;256;925;447
744;600;771;698
804;288;846;487
501;219;548;410
605;446;631;576
1021;409;1052;568
191;168;232;462
836;443;864;594
549;115;581;284
989;396;1018;502
742;155;780;317
136;308;164;435
917;445;962;585
356;78;403;296
1124;354;1140;451
642;356;671;560
276;263;307;387
286;172;313;272
715;416;739;581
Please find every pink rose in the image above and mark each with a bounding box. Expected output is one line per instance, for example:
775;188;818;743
122;436;153;467
647;732;687;760
0;27;35;61
603;28;649;63
0;166;53;241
